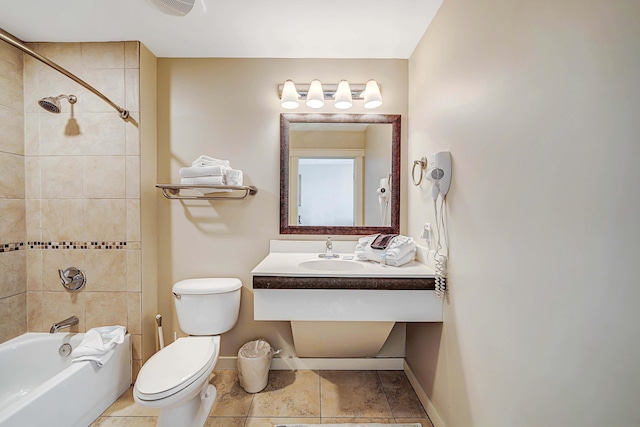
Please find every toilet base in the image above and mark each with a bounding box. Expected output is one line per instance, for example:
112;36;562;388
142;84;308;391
156;384;217;427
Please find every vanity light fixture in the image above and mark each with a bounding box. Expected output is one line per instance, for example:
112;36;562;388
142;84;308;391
280;80;300;109
278;79;382;110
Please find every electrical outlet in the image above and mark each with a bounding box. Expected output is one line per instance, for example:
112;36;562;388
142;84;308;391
421;223;432;241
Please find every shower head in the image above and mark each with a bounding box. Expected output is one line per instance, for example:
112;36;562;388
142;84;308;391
147;0;195;16
38;94;77;114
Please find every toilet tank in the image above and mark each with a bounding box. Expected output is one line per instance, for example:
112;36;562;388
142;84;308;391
172;278;242;335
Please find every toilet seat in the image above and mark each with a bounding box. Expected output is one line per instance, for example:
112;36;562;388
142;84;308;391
135;336;220;402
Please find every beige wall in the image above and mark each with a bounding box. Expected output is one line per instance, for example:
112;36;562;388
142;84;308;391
157;58;408;357
406;0;640;426
0;41;26;343
21;42;146;376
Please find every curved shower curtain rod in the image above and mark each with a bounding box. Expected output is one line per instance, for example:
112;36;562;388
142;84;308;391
0;28;130;120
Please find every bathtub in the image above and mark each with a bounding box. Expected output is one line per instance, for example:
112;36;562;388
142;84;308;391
0;332;131;427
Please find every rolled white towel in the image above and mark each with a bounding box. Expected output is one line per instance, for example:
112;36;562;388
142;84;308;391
71;325;126;367
224;169;243;186
181;176;225;185
179;165;229;178
191;155;231;167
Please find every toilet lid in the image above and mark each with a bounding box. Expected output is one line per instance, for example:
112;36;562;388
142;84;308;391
135;336;219;400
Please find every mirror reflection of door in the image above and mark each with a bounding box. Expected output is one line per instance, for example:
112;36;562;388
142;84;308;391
288;123;391;227
297;158;355;226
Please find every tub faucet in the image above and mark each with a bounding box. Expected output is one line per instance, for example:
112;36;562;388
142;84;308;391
50;316;79;333
319;237;339;259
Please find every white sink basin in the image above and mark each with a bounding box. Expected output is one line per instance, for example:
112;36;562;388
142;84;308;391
299;259;365;272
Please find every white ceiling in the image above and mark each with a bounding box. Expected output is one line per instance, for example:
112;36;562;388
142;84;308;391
0;0;442;58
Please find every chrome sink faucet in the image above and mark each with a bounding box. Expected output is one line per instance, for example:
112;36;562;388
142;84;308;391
319;237;340;259
50;316;79;333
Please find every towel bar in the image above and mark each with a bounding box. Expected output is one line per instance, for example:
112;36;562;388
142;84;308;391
156;184;258;200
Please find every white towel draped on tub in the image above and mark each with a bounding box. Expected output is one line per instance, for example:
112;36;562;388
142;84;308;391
71;325;126;367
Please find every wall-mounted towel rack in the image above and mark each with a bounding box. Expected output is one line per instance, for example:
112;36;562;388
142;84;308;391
156;184;258;200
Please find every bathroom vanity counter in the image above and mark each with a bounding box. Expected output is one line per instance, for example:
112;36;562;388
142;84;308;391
251;240;436;283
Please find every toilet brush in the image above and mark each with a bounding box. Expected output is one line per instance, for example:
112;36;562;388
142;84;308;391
156;314;165;350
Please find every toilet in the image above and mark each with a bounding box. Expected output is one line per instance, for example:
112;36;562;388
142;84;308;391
134;278;242;427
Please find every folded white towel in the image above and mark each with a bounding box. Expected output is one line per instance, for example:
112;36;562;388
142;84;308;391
181;176;225;185
354;234;416;267
71;325;126;367
224;169;243;186
191;155;231;168
180;165;229;178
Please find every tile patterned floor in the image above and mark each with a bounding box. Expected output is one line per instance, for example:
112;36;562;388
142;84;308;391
91;370;433;427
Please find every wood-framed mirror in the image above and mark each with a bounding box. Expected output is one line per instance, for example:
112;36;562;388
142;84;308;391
280;113;401;235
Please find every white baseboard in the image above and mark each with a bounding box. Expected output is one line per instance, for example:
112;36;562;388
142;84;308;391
403;361;446;427
217;356;405;370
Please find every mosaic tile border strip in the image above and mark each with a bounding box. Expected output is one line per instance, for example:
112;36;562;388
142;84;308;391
0;242;25;253
27;241;128;250
0;241;141;251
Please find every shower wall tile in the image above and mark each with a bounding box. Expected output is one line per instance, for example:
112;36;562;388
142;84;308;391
25;156;41;199
81;69;125;113
125;69;139;113
126;249;141;292
0;293;27;342
26;249;43;291
126;199;141;242
23;52;43;114
24;113;40;155
38;42;83;71
83;155;126;198
82;42;124;69
127;291;141;335
83;199;127;241
0;41;23;68
40;155;84;198
81;114;127;155
0;57;24;111
0;250;27;299
22;42;143;349
41;199;84;242
27;291;43;332
125;42;139;69
126;156;140;199
25;199;42;242
85;291;128;330
84;249;127;292
0;199;26;243
0;152;25;199
0;106;25;155
125;112;140;155
38;113;85;156
41;291;86;332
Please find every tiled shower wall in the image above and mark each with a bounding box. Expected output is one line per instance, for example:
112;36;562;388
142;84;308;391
21;42;143;375
0;41;26;343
